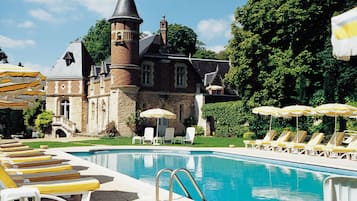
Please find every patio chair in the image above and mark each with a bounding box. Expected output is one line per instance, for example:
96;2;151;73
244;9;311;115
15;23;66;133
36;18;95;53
272;130;307;152
243;130;277;148
286;132;325;154
184;127;195;144
323;134;357;159
0;165;100;201
305;132;345;156
163;128;175;144
142;127;154;144
257;130;292;150
323;175;357;201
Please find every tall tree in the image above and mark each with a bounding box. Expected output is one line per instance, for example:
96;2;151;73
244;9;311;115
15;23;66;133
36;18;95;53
0;48;9;63
83;19;111;65
166;24;197;56
225;0;357;109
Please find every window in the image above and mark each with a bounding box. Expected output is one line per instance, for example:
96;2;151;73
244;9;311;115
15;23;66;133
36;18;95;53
60;99;70;119
141;61;154;86
175;63;187;88
91;102;95;120
179;104;184;122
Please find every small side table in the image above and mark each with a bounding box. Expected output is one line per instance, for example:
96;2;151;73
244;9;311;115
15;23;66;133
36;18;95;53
153;137;163;145
173;136;184;144
132;136;142;144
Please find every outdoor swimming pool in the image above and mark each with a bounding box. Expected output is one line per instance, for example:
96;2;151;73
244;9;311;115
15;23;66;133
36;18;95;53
72;149;357;201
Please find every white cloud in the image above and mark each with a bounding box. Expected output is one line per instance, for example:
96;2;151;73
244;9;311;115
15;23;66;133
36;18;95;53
18;21;35;28
23;62;50;75
25;0;74;13
0;35;36;48
29;9;57;23
197;19;230;41
76;0;117;18
207;45;226;53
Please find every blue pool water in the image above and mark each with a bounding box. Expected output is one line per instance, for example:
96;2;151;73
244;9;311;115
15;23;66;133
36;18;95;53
72;149;357;201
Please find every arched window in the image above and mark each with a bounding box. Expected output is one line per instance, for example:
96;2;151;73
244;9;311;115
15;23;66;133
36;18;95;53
60;99;70;119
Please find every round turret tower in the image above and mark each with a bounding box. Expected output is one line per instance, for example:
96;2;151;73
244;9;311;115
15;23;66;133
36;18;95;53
107;0;143;136
108;0;143;87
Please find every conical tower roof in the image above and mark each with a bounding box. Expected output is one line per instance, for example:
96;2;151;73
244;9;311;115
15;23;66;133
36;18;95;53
109;0;143;23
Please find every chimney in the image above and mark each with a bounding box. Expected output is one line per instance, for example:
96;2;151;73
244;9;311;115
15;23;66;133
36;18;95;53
160;16;168;47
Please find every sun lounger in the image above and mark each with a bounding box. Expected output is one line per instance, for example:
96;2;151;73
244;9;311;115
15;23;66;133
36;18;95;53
0;155;53;163
0;145;31;152
272;130;307;152
257;130;292;150
2;158;69;168
0;149;45;158
0;142;25;148
286;132;325;154
305;132;345;156
244;130;277;148
0;165;100;201
323;135;357;159
5;164;73;175
11;169;80;183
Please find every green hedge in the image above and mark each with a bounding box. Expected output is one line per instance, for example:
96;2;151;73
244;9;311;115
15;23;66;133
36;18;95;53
202;101;252;137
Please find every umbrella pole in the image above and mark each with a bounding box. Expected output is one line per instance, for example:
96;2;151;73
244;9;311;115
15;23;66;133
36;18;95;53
335;116;337;146
269;116;272;131
296;116;299;143
156;118;159;138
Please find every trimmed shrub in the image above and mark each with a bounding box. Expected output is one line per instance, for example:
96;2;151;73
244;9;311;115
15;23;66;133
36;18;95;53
202;101;252;137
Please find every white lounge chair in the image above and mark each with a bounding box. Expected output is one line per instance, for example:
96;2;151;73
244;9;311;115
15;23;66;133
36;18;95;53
184;127;195;144
0;165;100;201
163;128;175;144
323;175;357;201
142;127;154;144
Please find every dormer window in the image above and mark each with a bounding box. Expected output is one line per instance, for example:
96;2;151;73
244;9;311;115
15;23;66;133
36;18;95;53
63;51;75;66
175;63;187;88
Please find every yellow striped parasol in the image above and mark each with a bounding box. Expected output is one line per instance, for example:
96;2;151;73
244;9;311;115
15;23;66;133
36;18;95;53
252;106;282;131
331;7;357;61
281;105;315;140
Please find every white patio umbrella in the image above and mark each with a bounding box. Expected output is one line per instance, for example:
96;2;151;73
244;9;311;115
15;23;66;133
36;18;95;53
139;108;176;137
331;7;357;61
315;103;357;145
252;106;282;131
281;105;315;142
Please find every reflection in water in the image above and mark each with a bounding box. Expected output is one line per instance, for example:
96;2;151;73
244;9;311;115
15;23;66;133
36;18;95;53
79;151;329;201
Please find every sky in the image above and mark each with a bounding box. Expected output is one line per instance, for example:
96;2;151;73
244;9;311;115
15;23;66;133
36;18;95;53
0;0;246;75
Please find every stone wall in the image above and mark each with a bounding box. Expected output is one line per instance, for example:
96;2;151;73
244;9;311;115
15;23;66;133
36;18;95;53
137;91;196;135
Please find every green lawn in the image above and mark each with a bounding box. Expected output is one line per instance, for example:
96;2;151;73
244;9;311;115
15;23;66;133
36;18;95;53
23;136;244;148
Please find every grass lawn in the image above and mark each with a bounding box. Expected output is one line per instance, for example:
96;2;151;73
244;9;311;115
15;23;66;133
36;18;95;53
23;136;245;148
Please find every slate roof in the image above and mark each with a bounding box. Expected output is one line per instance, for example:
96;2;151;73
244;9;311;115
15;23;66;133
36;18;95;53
109;0;143;23
47;40;93;80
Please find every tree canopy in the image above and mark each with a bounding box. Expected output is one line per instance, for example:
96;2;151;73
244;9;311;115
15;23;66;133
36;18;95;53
0;48;8;64
225;0;357;108
166;24;197;56
83;19;111;65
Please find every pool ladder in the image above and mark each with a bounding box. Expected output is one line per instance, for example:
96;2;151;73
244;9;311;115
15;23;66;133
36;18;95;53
155;168;206;201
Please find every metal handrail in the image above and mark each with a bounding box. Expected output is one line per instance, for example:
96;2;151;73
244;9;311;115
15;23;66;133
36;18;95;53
169;168;206;201
155;168;191;201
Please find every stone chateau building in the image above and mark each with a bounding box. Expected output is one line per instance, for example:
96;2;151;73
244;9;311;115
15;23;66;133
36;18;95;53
45;0;237;137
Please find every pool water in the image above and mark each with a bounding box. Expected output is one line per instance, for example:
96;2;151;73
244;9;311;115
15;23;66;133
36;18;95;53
73;150;356;201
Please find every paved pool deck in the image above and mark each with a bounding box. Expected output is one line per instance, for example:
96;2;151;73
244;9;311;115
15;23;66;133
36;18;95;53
40;145;357;201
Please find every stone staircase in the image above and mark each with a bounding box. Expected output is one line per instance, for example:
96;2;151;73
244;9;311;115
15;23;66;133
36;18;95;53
51;116;77;137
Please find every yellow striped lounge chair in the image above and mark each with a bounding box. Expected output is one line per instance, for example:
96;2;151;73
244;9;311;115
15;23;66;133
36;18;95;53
323;135;357;159
286;132;325;154
305;132;345;156
243;130;277;148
